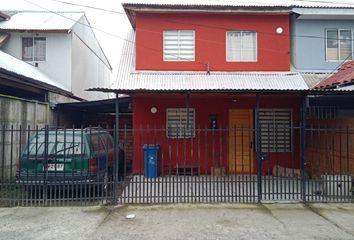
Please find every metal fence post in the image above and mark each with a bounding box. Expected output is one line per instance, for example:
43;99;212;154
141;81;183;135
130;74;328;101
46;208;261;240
255;93;262;203
113;93;120;203
43;125;49;205
300;95;307;202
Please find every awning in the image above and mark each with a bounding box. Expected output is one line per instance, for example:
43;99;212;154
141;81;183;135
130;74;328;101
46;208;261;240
57;97;131;114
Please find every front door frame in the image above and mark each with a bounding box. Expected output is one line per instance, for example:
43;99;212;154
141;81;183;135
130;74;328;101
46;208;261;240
228;108;254;174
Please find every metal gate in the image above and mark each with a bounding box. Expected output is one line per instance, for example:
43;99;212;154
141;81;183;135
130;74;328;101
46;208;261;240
0;125;353;206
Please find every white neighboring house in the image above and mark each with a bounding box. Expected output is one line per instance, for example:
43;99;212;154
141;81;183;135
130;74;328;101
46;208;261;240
0;11;112;101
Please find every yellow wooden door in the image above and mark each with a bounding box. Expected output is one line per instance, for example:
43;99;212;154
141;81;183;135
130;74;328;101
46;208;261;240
228;109;254;174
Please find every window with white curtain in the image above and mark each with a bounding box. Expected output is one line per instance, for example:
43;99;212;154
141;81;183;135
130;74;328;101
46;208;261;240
163;30;195;61
226;31;257;62
22;37;46;61
326;29;352;61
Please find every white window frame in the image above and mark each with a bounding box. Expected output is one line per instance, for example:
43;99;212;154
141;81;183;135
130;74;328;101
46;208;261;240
166;108;196;138
257;109;293;153
325;28;353;62
22;37;46;62
226;31;258;62
163;30;195;62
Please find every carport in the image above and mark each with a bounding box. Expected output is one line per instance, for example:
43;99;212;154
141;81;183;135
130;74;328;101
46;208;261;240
56;97;131;128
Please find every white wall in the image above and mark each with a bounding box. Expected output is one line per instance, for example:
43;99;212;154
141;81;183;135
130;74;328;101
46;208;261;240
71;16;111;100
2;17;111;101
2;32;72;91
293;19;354;72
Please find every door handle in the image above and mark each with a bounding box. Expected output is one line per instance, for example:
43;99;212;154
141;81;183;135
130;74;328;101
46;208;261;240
250;141;253;149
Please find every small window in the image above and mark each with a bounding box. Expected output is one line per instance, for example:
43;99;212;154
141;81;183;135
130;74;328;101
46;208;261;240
167;108;195;138
163;30;195;61
326;29;352;61
25;133;84;157
22;37;46;61
259;110;292;152
226;31;257;62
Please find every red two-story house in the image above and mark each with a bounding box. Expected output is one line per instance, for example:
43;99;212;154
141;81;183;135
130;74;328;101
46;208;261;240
111;3;310;177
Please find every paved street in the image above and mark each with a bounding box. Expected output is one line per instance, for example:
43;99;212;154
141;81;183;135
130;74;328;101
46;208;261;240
0;203;354;240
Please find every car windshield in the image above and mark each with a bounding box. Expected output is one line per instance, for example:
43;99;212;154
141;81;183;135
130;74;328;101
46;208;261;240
23;132;85;158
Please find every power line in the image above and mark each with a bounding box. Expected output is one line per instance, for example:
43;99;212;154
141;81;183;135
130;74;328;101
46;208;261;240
328;51;354;75
22;0;354;51
45;0;126;15
23;0;354;43
22;0;210;67
20;0;354;73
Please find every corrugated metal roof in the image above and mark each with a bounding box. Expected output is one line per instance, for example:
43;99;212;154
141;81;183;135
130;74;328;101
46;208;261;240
117;72;309;92
105;30;309;93
0;12;84;31
0;50;69;92
335;85;354;90
301;73;331;89
122;0;354;9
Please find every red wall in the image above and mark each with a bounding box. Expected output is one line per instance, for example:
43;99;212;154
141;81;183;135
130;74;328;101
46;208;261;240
132;94;301;175
135;13;290;71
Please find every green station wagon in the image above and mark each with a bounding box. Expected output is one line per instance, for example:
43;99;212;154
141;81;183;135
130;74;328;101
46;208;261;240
16;128;125;188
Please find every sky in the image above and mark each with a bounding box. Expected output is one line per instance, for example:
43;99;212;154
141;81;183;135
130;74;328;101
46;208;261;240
0;0;131;87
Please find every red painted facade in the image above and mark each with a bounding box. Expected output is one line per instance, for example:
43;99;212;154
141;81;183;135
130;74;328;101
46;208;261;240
130;10;300;176
135;12;290;71
132;94;302;175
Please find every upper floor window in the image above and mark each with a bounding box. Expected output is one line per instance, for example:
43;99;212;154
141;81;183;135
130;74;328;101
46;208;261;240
163;30;195;61
326;29;352;61
22;37;46;61
226;31;257;62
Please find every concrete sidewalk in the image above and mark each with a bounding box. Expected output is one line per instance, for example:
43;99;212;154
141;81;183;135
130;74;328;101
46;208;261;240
0;203;354;240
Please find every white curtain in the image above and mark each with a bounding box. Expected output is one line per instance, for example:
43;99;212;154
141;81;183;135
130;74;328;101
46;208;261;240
326;30;339;61
22;38;33;61
340;30;352;60
227;31;256;62
34;37;46;61
242;32;257;61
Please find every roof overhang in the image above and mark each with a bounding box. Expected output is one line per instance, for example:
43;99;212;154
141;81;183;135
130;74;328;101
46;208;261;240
100;70;310;93
0;12;11;21
0;67;75;98
293;8;354;20
87;87;354;96
123;3;292;28
58;97;131;113
87;87;307;94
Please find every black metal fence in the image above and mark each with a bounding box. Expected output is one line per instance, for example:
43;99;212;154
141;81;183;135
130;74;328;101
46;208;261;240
0;125;353;206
